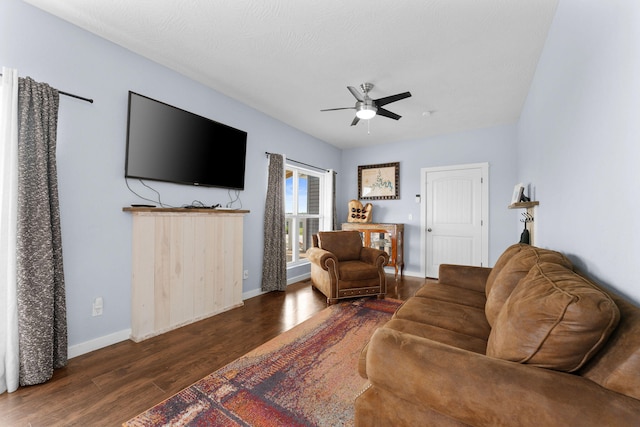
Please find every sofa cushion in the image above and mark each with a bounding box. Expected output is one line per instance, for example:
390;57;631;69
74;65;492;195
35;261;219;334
487;262;620;372
317;230;362;261
485;243;528;295
579;292;640;400
394;296;491;340
414;283;486;309
359;318;488;380
485;246;573;326
383;318;488;354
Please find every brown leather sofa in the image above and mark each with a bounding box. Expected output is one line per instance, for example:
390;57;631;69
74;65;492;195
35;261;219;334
356;243;640;426
306;230;389;304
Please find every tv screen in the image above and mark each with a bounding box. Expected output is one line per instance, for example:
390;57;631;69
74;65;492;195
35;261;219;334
125;91;247;190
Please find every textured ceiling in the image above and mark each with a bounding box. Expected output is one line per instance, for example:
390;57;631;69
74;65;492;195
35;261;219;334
23;0;559;149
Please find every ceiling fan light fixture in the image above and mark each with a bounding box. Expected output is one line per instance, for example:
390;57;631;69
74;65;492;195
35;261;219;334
322;83;410;126
356;104;377;120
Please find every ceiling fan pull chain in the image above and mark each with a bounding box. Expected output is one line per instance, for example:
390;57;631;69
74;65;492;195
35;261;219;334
367;119;371;135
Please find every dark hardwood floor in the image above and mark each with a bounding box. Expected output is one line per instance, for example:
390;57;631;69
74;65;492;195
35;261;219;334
0;275;430;427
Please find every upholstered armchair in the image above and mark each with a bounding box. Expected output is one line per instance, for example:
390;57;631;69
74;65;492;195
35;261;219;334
306;230;389;304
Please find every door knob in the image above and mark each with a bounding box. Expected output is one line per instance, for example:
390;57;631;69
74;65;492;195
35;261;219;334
427;228;432;232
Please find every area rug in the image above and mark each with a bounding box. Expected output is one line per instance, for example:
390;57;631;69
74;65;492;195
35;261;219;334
123;297;401;427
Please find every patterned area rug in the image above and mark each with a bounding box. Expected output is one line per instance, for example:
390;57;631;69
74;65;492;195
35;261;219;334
123;297;401;427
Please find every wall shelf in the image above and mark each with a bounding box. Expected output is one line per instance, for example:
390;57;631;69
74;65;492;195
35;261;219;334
508;201;539;209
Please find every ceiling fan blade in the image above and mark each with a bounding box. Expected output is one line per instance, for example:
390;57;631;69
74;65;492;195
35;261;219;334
350;116;360;126
348;86;365;102
321;107;355;112
374;91;412;107
377;108;401;120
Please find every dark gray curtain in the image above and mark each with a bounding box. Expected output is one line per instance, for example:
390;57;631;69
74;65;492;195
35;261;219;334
16;77;67;386
261;153;287;292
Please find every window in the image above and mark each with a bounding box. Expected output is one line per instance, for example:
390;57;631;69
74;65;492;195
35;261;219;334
285;165;331;265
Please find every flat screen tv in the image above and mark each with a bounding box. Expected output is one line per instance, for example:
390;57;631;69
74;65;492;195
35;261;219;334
125;91;247;190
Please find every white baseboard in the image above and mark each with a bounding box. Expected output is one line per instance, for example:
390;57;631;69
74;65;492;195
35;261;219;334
398;269;422;278
242;272;312;300
70;269;417;359
68;328;131;359
242;288;266;300
288;272;310;285
384;267;423;279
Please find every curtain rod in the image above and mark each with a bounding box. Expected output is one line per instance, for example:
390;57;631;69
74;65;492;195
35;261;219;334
0;73;94;104
265;151;333;173
57;90;93;104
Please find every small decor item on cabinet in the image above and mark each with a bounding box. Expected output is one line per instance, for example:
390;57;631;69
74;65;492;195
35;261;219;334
347;199;373;223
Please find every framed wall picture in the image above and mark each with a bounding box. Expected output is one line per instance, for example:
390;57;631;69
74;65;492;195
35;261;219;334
358;162;400;200
511;183;525;204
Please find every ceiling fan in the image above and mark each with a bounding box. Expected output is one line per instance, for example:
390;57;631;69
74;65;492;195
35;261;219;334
321;83;412;126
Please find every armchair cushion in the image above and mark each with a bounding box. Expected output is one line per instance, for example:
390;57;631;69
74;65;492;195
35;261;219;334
339;260;382;281
487;262;620;372
317;230;363;261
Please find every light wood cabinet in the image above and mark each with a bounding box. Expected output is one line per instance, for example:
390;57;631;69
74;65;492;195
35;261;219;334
124;207;249;342
341;222;404;279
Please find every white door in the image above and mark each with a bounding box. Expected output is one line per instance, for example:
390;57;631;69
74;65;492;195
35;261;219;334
422;163;488;278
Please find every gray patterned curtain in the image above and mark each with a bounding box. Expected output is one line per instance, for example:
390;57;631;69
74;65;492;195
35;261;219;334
16;77;67;386
261;153;287;292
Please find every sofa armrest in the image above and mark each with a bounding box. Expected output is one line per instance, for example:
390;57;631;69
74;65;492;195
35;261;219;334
438;264;491;293
306;247;338;271
366;327;640;427
360;247;389;267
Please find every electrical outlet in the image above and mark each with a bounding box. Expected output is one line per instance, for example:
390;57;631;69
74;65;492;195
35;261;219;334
92;297;103;316
243;270;249;280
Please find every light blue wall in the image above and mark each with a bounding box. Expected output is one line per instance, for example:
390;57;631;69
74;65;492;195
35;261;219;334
517;0;640;303
341;124;519;273
2;0;341;351
10;0;637;354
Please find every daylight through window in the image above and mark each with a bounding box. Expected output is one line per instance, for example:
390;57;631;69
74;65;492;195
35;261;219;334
285;165;327;265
